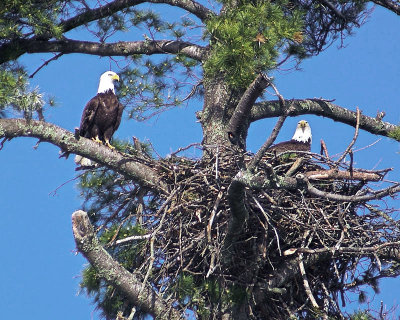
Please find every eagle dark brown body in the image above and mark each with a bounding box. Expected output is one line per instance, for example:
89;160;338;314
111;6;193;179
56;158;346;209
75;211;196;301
267;139;311;154
79;89;123;145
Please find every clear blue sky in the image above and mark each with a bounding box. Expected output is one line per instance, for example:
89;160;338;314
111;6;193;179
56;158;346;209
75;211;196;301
1;4;400;319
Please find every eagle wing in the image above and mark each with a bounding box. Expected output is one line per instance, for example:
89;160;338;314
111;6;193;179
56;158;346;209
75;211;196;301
113;100;124;132
268;140;311;154
79;96;100;138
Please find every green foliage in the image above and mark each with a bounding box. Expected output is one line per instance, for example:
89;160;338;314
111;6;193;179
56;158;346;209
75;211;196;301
204;1;303;89
350;310;374;320
80;223;148;319
175;273;248;317
119;55;201;120
0;0;62;41
81;264;129;319
388;126;400;142
0;64;46;118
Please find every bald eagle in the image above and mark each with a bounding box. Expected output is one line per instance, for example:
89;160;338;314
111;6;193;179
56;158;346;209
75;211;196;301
267;120;312;154
75;71;123;166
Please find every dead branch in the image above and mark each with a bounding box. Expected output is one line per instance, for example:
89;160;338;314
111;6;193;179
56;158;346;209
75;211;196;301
300;173;400;202
336;107;361;164
71;210;182;320
305;168;385;181
227;73;270;147
251;99;399;141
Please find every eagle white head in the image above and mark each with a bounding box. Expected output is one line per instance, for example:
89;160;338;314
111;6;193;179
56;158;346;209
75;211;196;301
292;120;312;143
97;71;120;94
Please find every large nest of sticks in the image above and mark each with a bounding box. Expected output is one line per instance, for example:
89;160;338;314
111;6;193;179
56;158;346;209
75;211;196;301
82;144;400;318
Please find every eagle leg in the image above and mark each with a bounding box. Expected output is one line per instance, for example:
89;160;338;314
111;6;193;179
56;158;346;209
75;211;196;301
105;139;115;150
92;136;103;144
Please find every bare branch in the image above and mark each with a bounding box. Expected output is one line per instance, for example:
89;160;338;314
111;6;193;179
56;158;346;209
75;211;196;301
317;0;346;20
223;172;250;259
29;53;64;78
305;168;387;181
20;39;207;61
299;174;400;202
72;210;182;320
247;115;287;171
251;99;399;140
61;0;214;33
298;253;319;309
0;119;168;193
336;107;360;164
0;0;213;64
284;241;400;258
227;74;270;146
371;0;400;16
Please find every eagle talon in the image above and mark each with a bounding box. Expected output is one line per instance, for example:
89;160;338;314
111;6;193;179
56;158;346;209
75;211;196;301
105;141;115;149
92;136;103;144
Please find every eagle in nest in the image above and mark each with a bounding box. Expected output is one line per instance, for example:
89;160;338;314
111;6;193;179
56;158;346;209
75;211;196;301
75;71;123;166
268;120;312;154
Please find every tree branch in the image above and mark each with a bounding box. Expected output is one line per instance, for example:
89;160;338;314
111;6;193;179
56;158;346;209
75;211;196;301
61;0;214;33
247;115;287;171
251;99;399;140
72;210;182;320
16;39;207;62
299;174;400;202
335;107;360;164
0;0;213;64
223;174;249;259
371;0;400;16
305;168;388;181
227;74;270;146
0;119;168;193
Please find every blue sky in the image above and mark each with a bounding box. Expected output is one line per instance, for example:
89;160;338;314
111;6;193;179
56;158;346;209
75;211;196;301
1;4;400;319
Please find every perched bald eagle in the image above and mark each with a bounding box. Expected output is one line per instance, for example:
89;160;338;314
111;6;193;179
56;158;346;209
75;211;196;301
267;120;312;154
75;71;123;166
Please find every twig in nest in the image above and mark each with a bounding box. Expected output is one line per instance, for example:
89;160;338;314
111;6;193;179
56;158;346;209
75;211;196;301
305;168;383;181
115;188;180;245
286;157;305;177
206;252;216;278
320;139;329;158
336;107;360;164
140;237;155;297
215;146;219;181
298;253;319;309
251;194;282;256
207;191;224;242
170;142;201;157
349;150;354;179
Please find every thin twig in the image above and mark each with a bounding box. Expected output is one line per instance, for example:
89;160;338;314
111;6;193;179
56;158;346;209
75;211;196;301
336;107;360;164
298;253;319;309
29;53;64;78
248;115;287;171
207;191;224;242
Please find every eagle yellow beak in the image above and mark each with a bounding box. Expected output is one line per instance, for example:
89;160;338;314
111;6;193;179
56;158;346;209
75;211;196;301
112;74;120;82
299;120;307;128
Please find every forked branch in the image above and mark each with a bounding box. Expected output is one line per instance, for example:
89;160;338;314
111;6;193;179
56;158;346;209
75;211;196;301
0;119;168;193
227;74;270;146
72;210;182;320
251;99;399;140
